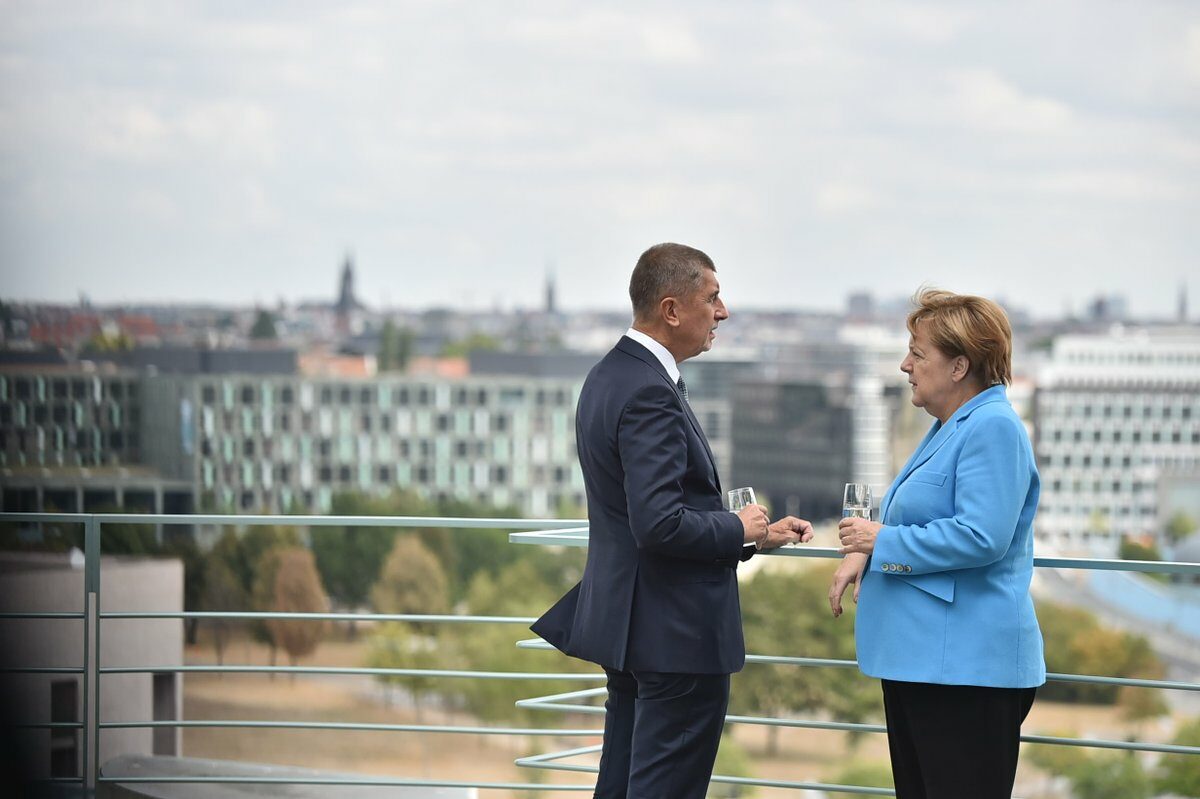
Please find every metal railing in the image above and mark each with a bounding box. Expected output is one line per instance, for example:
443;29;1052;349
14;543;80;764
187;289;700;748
1;511;1198;797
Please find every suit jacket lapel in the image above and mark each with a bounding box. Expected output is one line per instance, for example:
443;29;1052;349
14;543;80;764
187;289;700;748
615;337;720;486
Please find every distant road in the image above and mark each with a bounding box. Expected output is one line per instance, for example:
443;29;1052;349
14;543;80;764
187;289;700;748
1033;567;1200;714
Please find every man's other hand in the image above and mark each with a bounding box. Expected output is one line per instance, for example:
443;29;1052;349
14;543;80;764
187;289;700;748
760;516;814;549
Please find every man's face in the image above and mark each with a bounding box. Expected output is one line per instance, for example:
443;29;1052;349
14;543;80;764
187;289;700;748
673;269;729;360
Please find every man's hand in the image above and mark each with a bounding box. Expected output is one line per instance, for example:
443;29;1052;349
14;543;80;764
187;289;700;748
738;504;769;546
828;552;868;617
838;518;883;556
759;516;814;549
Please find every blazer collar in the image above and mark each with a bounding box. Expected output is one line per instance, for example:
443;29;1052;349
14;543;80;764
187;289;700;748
882;385;1009;519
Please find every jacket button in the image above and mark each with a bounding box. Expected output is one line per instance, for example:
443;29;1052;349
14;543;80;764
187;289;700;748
904;565;912;573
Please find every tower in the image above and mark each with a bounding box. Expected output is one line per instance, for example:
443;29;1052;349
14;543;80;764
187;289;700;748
544;269;557;315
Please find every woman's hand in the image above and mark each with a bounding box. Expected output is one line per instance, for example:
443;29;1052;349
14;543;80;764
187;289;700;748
838;518;883;556
829;552;868;618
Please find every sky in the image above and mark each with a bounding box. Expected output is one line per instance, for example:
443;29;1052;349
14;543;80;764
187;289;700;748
0;1;1198;318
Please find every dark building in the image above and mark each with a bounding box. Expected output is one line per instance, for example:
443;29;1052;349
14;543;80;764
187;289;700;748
730;380;854;522
90;347;297;375
469;351;599;380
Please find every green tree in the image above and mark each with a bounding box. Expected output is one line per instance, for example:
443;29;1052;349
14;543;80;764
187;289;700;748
267;548;328;676
732;565;882;755
1156;716;1200;797
831;761;895;792
211;524;302;658
163;534;207;645
1119;536;1163;563
1069;753;1151;799
249;309;277;340
710;734;755;798
371;536;450;624
311;491;456;632
1167;511;1199;546
366;622;447;722
377;320;415;372
1036;601;1164;704
84;330;135;352
448;557;593;724
199;558;246;667
440;332;500;358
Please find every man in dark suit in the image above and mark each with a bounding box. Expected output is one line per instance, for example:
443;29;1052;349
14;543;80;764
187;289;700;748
533;243;814;799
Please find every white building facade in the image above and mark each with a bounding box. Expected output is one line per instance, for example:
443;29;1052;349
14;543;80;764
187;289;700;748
1033;328;1200;553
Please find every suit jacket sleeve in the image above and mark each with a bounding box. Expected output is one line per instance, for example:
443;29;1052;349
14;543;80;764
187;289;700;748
618;382;745;563
871;414;1031;575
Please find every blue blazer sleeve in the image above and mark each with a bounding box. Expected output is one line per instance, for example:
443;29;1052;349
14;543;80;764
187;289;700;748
618;382;745;562
872;413;1032;575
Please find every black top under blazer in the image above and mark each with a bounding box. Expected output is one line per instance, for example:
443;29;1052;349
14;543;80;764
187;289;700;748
532;336;751;674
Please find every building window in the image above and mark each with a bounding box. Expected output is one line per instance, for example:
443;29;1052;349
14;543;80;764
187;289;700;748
241;385;255;404
50;679;78;778
281;386;294;405
339;466;352;483
360;388;372;405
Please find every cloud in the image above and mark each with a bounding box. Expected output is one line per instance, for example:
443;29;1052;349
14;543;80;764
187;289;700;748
946;69;1074;134
815;181;882;214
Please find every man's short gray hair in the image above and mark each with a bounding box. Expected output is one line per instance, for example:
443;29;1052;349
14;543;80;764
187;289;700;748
628;243;716;321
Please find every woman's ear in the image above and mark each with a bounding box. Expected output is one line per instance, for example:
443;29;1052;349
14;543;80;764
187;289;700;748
951;355;971;382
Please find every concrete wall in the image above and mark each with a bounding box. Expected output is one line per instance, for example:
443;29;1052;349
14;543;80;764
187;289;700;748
0;553;183;782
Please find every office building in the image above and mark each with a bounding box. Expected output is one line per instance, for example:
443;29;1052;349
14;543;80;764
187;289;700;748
1034;328;1200;552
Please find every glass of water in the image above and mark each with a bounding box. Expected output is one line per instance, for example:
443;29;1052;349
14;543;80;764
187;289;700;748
843;483;872;520
728;486;757;512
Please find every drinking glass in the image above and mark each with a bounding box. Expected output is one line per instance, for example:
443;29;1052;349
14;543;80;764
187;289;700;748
728;486;757;512
843;483;872;520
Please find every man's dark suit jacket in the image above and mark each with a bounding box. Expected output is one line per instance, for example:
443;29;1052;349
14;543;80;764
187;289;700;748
533;336;751;675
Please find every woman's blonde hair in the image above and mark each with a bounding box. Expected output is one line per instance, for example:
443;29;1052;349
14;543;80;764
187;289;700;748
906;288;1012;386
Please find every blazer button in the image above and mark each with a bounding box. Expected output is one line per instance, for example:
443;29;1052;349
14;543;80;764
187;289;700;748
904;565;912;573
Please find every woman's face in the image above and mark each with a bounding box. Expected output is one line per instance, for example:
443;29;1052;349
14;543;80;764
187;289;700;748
900;323;964;421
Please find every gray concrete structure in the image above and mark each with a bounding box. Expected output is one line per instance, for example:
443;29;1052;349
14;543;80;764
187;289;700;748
0;552;183;783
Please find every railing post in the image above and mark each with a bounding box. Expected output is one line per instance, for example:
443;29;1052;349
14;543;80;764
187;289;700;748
84;515;100;794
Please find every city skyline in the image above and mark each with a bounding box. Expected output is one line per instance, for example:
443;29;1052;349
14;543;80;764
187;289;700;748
1;3;1198;317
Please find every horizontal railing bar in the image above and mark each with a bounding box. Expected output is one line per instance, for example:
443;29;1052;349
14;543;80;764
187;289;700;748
522;701;1200;755
519;640;1200;692
517;687;608;706
0;612;85;619
518;743;604;762
0;667;85;674
101;720;602;736
99;665;607;680
6;722;85;730
90;513;587;529
100;611;538;624
96;776;594;790
1024;733;1200;756
515;755;895;796
511;529;1200;575
726;714;886;734
1033;555;1200;575
0;512;89;524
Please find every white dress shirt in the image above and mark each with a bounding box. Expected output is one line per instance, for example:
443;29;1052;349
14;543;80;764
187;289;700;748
624;327;680;383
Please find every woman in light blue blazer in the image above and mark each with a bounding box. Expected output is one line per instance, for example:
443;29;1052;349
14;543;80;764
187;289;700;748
829;289;1044;799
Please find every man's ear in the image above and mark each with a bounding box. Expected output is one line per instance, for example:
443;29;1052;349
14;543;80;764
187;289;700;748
661;296;681;328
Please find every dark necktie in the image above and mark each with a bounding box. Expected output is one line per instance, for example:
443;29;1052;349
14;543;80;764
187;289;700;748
676;376;689;402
